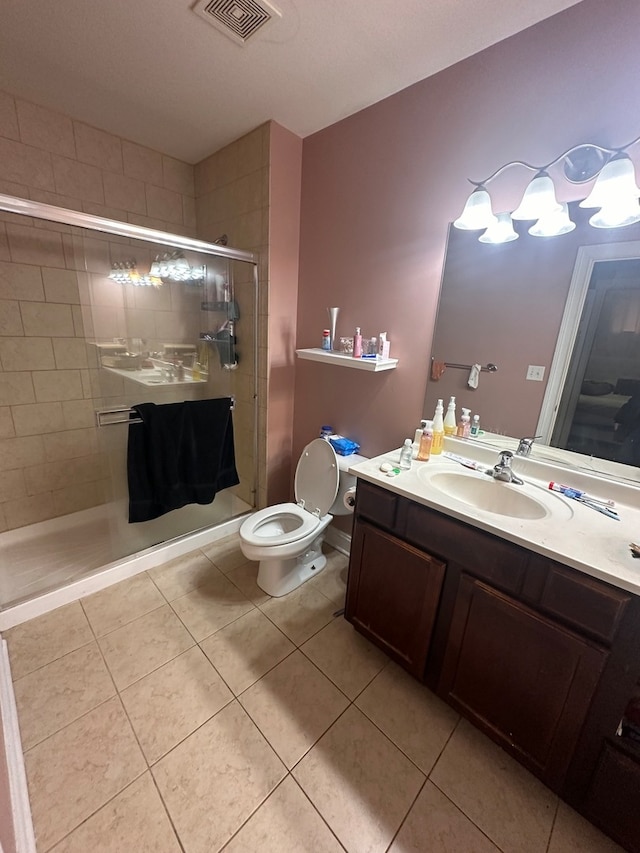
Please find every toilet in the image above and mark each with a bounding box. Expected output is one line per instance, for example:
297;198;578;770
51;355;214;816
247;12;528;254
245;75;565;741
239;438;367;597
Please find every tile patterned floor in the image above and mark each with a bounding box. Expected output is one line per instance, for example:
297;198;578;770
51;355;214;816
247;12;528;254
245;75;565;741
3;534;625;852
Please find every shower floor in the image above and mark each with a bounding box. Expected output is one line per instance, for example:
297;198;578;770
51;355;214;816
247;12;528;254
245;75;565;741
0;493;252;609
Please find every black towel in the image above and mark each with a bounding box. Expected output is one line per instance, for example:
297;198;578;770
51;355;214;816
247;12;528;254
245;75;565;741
127;398;240;523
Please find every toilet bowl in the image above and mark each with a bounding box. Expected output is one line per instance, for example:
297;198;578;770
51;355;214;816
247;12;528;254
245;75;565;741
240;438;366;597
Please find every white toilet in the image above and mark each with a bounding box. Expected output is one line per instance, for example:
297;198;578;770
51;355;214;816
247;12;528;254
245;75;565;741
239;438;366;597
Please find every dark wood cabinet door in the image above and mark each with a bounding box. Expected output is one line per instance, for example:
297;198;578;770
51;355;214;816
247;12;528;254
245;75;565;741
346;520;446;679
439;575;608;790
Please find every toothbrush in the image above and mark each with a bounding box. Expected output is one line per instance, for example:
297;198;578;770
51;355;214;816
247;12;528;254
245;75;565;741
548;482;616;508
574;496;620;520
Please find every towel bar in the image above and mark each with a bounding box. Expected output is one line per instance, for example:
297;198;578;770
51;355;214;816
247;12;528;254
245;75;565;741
95;397;235;427
432;359;498;373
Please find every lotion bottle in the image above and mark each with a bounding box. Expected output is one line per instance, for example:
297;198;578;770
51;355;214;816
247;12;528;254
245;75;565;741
353;327;362;358
432;399;444;455
416;420;433;461
470;414;481;437
444;396;457;436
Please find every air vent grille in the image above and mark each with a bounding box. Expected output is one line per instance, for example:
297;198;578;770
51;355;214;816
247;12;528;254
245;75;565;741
193;0;281;45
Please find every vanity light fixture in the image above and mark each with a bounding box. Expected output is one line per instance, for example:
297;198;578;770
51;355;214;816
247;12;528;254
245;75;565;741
108;260;162;287
149;251;206;284
454;135;640;243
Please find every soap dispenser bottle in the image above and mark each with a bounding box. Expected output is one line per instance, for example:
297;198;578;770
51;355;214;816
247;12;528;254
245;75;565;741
444;396;457;436
470;414;481;437
413;419;428;451
432;399;444;455
457;407;471;438
416;420;433;461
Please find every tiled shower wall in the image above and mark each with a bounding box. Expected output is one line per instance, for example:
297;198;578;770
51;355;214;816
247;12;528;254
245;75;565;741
195;126;270;507
0;89;200;532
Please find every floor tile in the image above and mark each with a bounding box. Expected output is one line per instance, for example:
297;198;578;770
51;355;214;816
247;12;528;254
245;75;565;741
260;583;337;646
98;604;194;690
49;773;181;853
356;663;458;774
5;601;93;680
81;573;165;637
13;642;115;750
223;775;343;853
148;548;219;601
293;704;425;853
200;607;294;695
388;780;499;852
121;645;233;764
25;695;146;851
152;700;286;853
170;571;255;642
548;801;625;852
240;650;349;769
430;719;557;853
226;559;271;605
201;533;247;574
308;547;349;607
301;616;389;699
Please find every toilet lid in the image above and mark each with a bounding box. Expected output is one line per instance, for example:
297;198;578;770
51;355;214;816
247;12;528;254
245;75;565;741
294;438;339;516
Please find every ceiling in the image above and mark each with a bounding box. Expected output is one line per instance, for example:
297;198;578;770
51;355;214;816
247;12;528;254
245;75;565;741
0;0;583;164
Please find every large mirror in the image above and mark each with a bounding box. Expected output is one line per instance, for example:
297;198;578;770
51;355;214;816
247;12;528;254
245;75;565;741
423;202;640;481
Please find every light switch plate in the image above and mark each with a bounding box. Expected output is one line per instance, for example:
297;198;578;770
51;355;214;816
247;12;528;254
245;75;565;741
526;365;545;381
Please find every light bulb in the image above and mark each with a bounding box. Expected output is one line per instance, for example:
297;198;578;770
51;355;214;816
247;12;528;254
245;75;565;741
589;197;640;228
478;213;519;244
453;187;497;230
512;172;562;220
580;154;640;209
528;203;576;237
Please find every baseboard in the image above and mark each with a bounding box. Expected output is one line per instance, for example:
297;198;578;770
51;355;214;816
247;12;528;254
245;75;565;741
0;640;36;853
0;515;247;631
325;526;352;556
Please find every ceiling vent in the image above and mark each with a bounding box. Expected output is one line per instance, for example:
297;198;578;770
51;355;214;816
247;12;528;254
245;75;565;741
193;0;282;45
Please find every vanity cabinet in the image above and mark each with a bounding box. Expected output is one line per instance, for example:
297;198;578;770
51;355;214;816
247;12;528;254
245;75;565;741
346;479;640;850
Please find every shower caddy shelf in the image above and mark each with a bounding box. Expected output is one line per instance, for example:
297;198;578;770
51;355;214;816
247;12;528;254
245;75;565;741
296;348;398;372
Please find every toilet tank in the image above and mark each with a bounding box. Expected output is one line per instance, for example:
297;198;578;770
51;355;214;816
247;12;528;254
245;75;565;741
329;452;368;515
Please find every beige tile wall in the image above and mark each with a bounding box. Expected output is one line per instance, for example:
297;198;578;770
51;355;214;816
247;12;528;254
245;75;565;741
195;125;269;508
0;90;199;533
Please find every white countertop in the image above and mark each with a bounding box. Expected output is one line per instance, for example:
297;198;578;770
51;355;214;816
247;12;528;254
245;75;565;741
347;437;640;596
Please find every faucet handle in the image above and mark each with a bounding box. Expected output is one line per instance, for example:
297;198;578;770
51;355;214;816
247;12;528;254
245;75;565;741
498;450;514;464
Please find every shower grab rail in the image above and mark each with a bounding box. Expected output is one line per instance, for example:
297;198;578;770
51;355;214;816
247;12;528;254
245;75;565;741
95;397;235;427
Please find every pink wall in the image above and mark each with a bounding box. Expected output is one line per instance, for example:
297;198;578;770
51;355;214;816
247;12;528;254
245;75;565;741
294;0;640;468
267;123;303;503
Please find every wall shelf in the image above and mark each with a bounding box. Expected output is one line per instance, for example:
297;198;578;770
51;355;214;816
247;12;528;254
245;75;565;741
296;348;398;372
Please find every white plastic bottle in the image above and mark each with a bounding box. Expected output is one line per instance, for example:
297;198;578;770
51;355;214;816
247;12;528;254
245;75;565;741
399;438;413;469
444;396;457;436
432;399;444;455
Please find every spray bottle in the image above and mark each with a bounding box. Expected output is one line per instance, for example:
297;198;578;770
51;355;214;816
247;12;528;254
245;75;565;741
432;399;444;455
444;396;457;436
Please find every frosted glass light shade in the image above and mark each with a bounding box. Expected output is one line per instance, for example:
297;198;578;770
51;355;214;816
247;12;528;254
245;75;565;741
453;187;497;230
580;155;640;209
478;212;519;243
511;172;562;220
589;198;640;229
528;203;576;237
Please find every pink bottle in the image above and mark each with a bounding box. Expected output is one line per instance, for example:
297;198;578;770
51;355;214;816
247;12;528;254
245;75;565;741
353;327;362;358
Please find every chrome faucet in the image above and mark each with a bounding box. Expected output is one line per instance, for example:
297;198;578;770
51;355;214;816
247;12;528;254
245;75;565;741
516;435;541;457
492;450;523;484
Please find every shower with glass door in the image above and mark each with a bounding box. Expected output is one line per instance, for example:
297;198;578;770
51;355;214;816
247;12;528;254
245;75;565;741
0;193;259;611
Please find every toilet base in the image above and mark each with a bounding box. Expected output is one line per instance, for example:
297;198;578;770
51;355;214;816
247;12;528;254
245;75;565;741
256;535;327;597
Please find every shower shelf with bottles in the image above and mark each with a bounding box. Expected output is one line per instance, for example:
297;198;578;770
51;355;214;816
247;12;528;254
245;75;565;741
296;348;398;372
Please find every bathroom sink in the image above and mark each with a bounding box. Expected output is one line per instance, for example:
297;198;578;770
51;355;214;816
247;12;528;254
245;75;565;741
416;469;573;520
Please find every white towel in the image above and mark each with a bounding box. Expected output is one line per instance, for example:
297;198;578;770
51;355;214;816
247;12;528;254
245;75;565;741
468;363;481;389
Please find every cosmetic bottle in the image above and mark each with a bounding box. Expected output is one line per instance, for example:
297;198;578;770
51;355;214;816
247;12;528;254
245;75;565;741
353;327;363;358
399;438;413;469
417;420;433;461
443;396;457;436
378;332;390;359
470;414;481;437
457;407;471;438
432;399;444;454
322;329;331;350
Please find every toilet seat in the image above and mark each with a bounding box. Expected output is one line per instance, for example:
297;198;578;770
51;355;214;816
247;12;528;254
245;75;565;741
240;439;339;548
240;502;323;547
